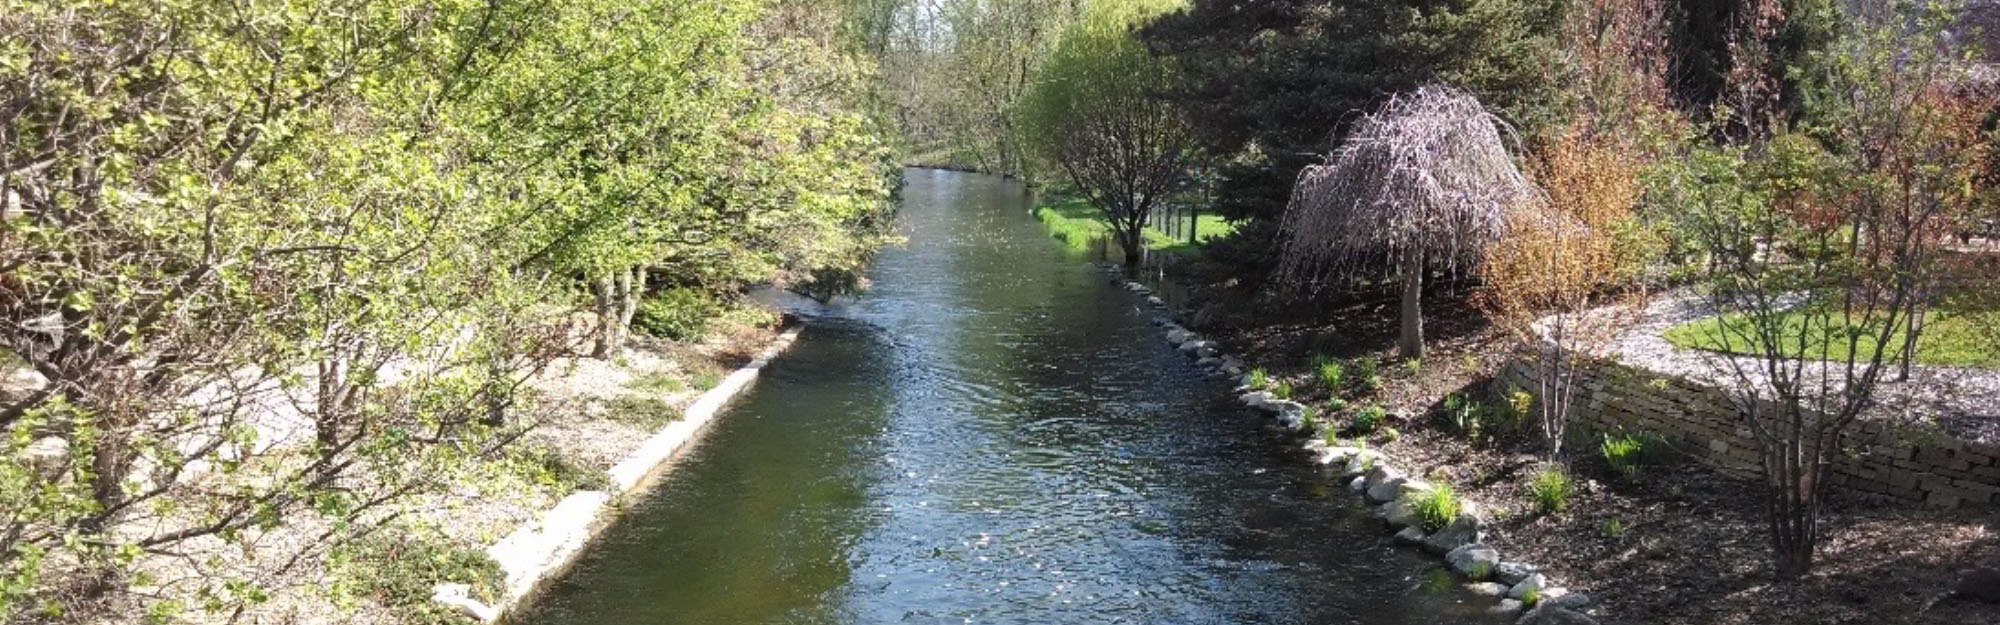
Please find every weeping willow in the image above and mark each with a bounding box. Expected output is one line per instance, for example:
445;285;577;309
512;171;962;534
1274;85;1541;356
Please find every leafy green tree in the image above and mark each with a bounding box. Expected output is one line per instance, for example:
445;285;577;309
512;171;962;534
1019;0;1202;266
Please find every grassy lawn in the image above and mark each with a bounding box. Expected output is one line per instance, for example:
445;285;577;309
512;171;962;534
1662;301;2000;369
1030;192;1235;257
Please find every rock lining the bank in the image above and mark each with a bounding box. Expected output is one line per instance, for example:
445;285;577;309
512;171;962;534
1112;267;1606;624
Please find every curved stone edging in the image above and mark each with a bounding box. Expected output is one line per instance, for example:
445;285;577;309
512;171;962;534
1111;268;1603;625
432;325;806;623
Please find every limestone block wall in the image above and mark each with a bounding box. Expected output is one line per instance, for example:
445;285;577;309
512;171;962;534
1497;352;2000;509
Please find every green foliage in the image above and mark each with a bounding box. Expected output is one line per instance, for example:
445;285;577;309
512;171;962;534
1355;358;1383;393
1604;517;1627;540
1409;485;1464;533
630;372;688;394
1272;379;1295;400
1402;358;1423;377
1246;367;1270;390
1601;433;1645;480
1314;360;1345;392
1442;394;1483;438
1378;426;1401;443
1528;466;1574;514
1508;390;1535;427
330;529;502;625
499;446;610;493
1017;0;1204;262
1141;0;1569;225
1351;405;1386;434
634;288;719;342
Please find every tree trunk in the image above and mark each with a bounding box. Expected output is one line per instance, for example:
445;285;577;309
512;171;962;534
618;265;644;339
590;272;617;359
1120;223;1144;267
1399;250;1425;359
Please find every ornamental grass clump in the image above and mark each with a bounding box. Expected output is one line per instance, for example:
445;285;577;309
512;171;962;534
1410;484;1463;532
1528;466;1573;514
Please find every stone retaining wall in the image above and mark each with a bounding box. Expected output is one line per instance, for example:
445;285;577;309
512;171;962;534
1497;351;2000;509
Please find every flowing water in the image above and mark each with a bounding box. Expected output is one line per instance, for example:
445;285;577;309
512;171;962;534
518;169;1504;625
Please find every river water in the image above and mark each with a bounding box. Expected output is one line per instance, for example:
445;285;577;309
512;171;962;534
518;169;1503;625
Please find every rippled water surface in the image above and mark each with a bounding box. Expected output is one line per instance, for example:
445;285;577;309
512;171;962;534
520;169;1504;625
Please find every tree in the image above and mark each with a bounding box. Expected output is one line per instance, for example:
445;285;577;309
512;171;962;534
1479;0;1675;458
1662;1;1988;578
1018;0;1202;266
1275;86;1536;359
1141;0;1568;244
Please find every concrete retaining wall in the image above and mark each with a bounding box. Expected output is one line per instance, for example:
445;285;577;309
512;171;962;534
438;326;805;622
1497;351;2000;509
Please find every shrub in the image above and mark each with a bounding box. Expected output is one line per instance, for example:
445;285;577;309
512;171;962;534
1601;433;1644;480
1351;404;1386;433
1299;405;1320;431
1410;484;1463;532
1378;426;1400;443
1315;360;1346;392
633;287;718;341
1604;517;1626;540
1402;358;1422;376
1528;466;1573;514
1272;379;1294;400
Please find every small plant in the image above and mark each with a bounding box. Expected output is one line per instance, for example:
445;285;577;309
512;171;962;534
1321;427;1344;446
1601;433;1645;480
1246;367;1270;390
1409;484;1463;532
1604;517;1626;540
1315;360;1345;392
1466;559;1494;581
1351;404;1386;433
1378;426;1400;443
1402;357;1422;376
1299;405;1320;431
1528;466;1574;514
331;529;503;625
1441;394;1482;437
1521;586;1542;607
1355;358;1382;392
1272;379;1294;400
1507;389;1534;427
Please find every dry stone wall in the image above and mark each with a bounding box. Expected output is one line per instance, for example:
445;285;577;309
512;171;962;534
1497;351;2000;509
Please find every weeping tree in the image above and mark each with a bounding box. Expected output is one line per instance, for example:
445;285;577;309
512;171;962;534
1018;0;1201;266
1276;86;1538;358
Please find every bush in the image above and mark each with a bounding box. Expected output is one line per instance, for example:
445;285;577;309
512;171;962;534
1410;484;1463;532
1601;433;1644;480
1507;389;1534;427
1528;466;1573;514
633;287;718;341
1315;360;1345;392
1272;379;1294;400
1351;404;1386;433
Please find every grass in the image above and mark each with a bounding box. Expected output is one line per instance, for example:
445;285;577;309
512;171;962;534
1528;466;1574;514
1661;302;2000;369
1409;484;1464;532
1029;192;1237;257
